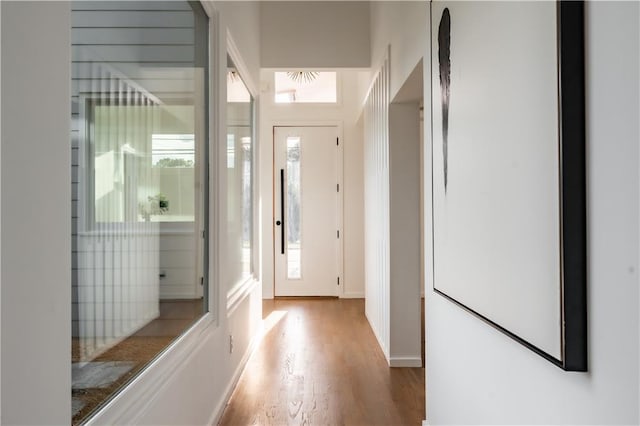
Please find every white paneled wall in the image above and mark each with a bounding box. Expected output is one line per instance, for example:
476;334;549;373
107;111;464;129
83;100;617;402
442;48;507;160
75;228;160;360
363;53;391;358
158;227;198;299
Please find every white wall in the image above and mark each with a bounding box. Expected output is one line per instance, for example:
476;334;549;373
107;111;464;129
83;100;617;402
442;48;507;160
369;1;428;102
0;2;3;418
260;1;370;69
389;102;421;367
260;69;365;299
0;1;265;424
424;2;640;424
1;2;71;423
215;1;261;92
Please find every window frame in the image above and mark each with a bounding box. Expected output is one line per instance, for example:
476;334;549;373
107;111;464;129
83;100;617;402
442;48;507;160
69;1;216;424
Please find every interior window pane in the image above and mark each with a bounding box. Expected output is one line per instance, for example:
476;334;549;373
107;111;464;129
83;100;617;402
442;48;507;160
286;137;302;279
226;56;254;285
227;134;236;169
274;71;337;103
70;1;209;423
242;136;253;276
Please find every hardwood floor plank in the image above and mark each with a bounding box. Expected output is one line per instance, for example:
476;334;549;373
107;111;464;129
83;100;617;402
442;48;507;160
218;299;425;426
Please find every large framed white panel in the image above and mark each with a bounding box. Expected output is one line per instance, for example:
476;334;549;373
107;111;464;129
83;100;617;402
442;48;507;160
430;1;587;370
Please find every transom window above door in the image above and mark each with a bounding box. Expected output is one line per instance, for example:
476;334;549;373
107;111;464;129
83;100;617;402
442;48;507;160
274;71;337;103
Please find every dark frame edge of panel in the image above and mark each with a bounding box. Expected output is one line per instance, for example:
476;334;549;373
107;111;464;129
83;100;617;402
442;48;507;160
558;0;588;372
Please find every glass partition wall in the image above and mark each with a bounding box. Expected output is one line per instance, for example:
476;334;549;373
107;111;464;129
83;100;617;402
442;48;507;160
71;2;209;423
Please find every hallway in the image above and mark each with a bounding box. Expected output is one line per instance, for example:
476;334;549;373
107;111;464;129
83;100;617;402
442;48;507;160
218;299;425;425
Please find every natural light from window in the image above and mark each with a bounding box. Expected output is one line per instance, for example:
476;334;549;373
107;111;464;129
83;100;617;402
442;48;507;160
228;71;251;102
152;134;195;166
274;71;337;103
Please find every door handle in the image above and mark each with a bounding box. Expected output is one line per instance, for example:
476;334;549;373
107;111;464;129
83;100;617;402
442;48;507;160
279;168;285;254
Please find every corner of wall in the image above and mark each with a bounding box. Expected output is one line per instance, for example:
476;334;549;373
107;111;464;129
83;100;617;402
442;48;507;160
0;0;3;418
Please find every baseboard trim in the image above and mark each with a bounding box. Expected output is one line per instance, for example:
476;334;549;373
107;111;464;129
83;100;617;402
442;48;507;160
389;356;422;367
207;330;262;426
159;291;199;300
364;311;390;363
341;291;364;299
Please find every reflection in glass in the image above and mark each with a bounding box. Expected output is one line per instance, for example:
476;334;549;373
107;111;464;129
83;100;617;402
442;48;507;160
151;132;195;222
70;1;208;423
226;57;254;283
241;136;253;276
286;137;302;279
227;134;236;169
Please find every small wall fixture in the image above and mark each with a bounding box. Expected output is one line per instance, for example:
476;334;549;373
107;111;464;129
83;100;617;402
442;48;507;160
287;71;319;83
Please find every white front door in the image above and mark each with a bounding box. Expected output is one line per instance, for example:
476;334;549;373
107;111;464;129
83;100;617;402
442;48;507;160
274;126;340;296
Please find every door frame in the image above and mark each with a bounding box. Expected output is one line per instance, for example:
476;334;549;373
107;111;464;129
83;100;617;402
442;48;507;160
271;121;344;297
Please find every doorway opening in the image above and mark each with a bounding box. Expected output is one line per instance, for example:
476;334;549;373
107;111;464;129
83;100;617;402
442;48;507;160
389;59;425;368
273;126;343;297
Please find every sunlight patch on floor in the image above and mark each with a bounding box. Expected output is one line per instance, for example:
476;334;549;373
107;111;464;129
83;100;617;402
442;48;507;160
263;310;288;334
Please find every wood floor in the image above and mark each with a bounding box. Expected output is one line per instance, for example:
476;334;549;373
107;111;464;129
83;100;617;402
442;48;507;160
218;298;425;426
